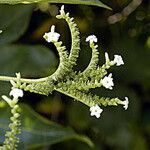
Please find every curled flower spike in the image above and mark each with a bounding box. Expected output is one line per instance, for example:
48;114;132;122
90;104;103;118
86;35;97;43
9;88;23;99
114;55;124;66
122;97;129;110
101;73;114;90
43;25;60;43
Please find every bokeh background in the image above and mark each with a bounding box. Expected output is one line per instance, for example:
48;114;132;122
0;0;150;149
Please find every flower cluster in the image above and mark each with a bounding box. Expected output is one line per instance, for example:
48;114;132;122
86;34;128;118
1;5;128;121
1;83;24;149
0;4;130;150
41;7;129;119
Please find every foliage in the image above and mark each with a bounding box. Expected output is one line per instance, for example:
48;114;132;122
0;103;93;149
0;0;111;9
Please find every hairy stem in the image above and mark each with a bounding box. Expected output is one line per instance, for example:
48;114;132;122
0;75;47;83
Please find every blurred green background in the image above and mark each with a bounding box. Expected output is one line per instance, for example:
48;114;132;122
0;0;150;149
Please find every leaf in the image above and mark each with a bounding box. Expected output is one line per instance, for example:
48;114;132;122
0;5;34;45
0;103;93;149
0;0;111;10
0;44;58;77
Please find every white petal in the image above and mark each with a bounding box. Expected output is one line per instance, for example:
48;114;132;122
114;55;124;66
86;35;97;43
90;104;103;118
123;97;129;110
101;74;114;90
9;88;23;98
90;111;95;116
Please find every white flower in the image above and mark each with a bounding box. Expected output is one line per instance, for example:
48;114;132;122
43;25;60;42
114;55;124;66
86;35;97;43
0;30;2;33
90;104;103;118
101;73;114;90
9;88;23;99
122;97;129;110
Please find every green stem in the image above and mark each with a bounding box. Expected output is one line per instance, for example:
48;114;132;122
0;75;47;83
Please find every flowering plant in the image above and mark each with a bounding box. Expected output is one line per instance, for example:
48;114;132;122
0;4;129;150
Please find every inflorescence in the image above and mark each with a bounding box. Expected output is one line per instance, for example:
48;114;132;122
0;5;129;120
1;73;23;150
44;5;129;118
0;5;130;150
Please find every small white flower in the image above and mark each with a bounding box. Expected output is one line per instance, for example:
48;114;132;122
86;35;97;43
0;30;2;33
114;55;124;66
122;97;129;110
101;73;114;90
9;88;23;99
90;104;103;118
43;25;60;43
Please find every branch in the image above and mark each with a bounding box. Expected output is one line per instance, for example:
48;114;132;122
0;75;46;83
108;0;143;24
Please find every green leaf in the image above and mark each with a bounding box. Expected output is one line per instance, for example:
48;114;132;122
0;0;111;10
0;103;93;149
0;5;33;45
0;44;58;77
